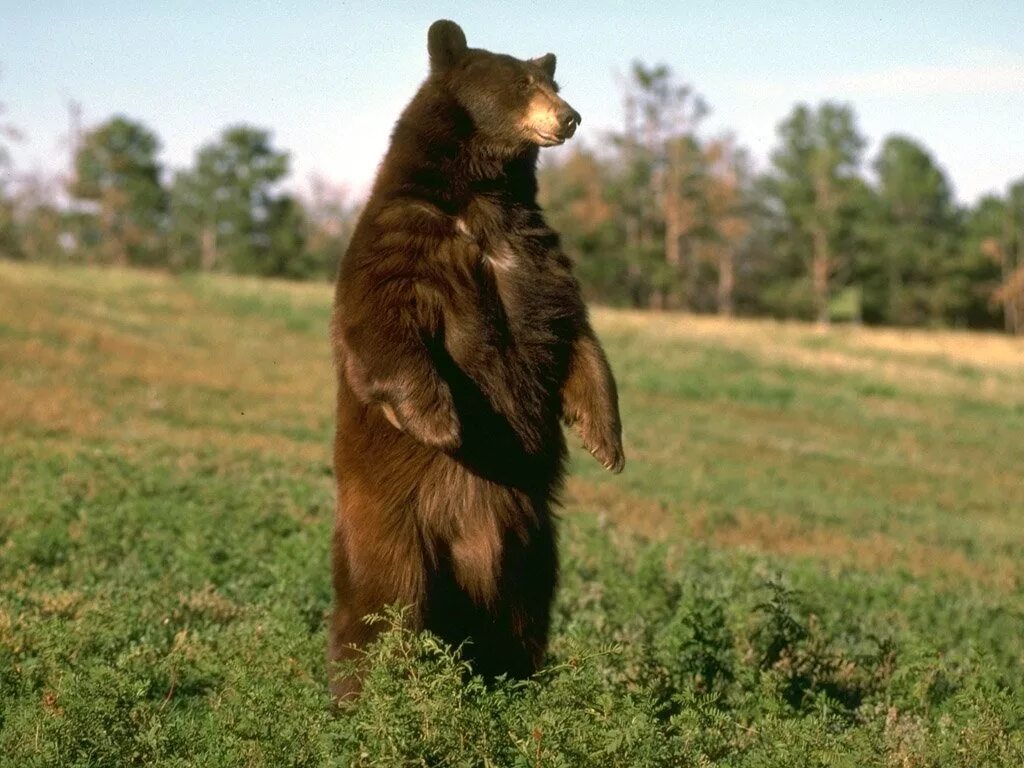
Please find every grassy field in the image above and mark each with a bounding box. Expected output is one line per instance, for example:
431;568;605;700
1;261;1023;766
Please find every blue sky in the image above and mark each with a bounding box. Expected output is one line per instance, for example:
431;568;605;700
3;1;1023;204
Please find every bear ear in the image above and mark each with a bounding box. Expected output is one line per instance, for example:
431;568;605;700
532;53;557;78
428;20;468;71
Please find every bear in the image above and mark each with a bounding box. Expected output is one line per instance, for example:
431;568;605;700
327;19;624;703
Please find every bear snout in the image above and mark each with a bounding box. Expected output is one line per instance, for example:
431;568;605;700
558;106;581;139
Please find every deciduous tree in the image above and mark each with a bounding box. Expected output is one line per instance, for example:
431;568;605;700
170;125;295;276
70;116;166;266
770;103;866;324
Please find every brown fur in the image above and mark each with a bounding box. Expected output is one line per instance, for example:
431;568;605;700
327;20;623;702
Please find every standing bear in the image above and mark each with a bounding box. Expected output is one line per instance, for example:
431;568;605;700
328;19;624;702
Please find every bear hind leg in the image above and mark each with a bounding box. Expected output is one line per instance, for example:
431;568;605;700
327;517;428;704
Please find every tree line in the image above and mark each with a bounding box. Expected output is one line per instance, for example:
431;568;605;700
0;114;359;283
539;64;1024;332
1;63;1022;332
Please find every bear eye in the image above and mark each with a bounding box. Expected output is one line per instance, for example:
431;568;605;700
519;75;534;89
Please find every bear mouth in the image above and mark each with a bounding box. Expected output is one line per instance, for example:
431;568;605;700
533;130;567;147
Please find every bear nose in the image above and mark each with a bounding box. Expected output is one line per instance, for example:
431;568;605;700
559;107;581;137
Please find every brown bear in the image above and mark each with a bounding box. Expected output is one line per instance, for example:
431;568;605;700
327;19;624;702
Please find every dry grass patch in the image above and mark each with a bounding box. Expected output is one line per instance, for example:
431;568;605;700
0;379;105;438
564;475;676;540
566;477;1021;591
593;308;1024;404
593;307;1023;373
698;509;1020;591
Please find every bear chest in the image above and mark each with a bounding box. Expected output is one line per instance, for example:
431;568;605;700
457;222;562;330
447;215;574;381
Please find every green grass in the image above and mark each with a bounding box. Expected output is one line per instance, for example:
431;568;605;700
1;262;1022;766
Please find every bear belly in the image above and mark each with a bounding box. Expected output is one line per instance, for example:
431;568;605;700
417;457;548;601
414;453;560;678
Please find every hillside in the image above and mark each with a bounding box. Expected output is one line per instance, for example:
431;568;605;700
1;262;1022;766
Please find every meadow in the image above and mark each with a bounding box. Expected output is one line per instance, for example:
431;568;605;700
1;261;1022;766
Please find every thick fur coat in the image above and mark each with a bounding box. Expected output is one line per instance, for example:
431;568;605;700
328;20;623;701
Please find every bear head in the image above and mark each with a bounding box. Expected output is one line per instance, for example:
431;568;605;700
427;19;582;151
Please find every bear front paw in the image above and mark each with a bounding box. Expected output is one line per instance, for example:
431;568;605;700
393;385;461;452
579;419;625;474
